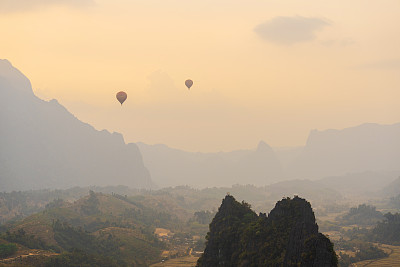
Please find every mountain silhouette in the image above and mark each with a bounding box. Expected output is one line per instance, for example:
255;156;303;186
138;121;400;188
0;59;153;191
137;141;283;188
197;195;337;266
287;123;400;179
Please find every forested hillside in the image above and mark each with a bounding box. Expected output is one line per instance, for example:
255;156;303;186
197;195;338;266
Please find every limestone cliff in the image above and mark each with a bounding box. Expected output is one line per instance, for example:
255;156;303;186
197;195;337;267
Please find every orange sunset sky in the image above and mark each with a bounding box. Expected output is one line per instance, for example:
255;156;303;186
1;0;399;151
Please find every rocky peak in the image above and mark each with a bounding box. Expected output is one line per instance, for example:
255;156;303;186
256;140;273;153
197;195;337;267
0;59;34;97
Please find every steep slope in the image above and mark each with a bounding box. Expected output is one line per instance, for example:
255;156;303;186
0;59;152;190
288;123;400;179
137;141;283;188
198;195;337;266
197;195;257;266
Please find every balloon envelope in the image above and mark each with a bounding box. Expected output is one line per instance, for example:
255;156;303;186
185;79;193;89
116;91;127;105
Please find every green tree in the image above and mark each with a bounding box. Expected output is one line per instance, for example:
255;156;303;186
0;243;18;259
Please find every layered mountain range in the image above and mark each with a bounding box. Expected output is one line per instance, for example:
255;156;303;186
1;59;399;191
138;122;400;187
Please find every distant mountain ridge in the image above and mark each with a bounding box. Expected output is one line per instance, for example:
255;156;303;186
0;59;153;191
382;176;400;197
138;122;400;187
317;171;400;197
137;141;283;188
288;123;400;179
1;59;398;190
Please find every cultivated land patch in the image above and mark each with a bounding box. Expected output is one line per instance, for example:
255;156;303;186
154;228;171;237
353;244;400;267
150;255;199;267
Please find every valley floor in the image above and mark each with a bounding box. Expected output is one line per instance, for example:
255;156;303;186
150;255;199;267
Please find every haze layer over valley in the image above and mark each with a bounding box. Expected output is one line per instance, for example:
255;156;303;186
138;123;400;188
0;60;399;267
1;59;399;191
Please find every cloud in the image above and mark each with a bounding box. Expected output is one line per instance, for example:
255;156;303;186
0;0;95;14
254;16;330;45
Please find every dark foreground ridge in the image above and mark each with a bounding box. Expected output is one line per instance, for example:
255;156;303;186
197;195;337;267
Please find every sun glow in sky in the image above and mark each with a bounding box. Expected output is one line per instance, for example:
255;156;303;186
1;0;400;151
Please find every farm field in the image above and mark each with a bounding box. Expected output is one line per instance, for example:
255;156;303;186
353;244;400;267
150;255;199;267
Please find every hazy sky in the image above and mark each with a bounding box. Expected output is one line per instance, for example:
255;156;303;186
1;0;399;152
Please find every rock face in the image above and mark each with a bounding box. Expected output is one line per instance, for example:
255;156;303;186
197;195;337;267
0;59;153;190
197;195;257;266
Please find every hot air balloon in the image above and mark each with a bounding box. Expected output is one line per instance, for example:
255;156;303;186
116;91;127;105
185;79;193;90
